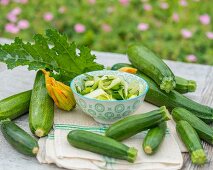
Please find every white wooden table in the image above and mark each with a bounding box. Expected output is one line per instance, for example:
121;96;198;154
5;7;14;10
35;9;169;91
0;38;213;170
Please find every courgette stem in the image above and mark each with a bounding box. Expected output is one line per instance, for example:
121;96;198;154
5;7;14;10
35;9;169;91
191;149;207;165
127;147;138;163
175;76;197;94
144;146;152;154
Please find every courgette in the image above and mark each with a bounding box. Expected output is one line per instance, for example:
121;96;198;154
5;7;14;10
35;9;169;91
143;122;167;155
67;130;138;163
176;120;207;165
111;63;197;94
172;107;213;145
0;119;39;156
175;76;196;94
0;90;31;120
29;70;54;137
105;106;170;141
127;44;176;93
111;63;132;70
136;72;213;122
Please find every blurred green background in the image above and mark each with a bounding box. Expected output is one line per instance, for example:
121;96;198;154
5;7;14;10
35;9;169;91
0;0;212;64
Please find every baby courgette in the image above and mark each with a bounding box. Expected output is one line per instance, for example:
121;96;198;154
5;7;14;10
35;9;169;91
67;130;138;163
1;119;39;156
127;44;176;93
176;120;207;165
172;107;213;145
175;76;196;94
143;122;167;155
105;106;170;141
29;70;54;137
0;90;31;121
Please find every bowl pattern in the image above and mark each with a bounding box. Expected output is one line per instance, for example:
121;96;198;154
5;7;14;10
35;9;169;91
71;70;148;124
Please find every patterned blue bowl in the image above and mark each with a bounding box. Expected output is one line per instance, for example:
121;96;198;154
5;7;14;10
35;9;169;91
70;70;149;124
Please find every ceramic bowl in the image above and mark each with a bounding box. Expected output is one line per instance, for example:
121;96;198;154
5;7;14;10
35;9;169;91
70;70;149;124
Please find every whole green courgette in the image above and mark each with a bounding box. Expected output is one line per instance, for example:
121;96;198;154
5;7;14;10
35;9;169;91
176;120;207;165
67;130;138;163
127;44;176;93
105;106;170;141
1;119;39;156
172;107;213;145
143;122;167;155
137;72;213;122
29;70;54;137
0;90;32;120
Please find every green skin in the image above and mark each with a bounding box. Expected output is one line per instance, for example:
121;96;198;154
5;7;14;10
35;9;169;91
176;120;207;165
29;70;54;137
143;122;167;155
67;130;138;163
1;119;39;156
105;106;170;141
0;90;32;120
136;72;213;122
127;45;176;93
175;76;197;94
172;107;213;145
111;63;196;94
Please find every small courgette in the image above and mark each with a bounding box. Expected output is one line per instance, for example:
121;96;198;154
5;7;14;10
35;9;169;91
0;90;31;121
105;106;170;141
143;122;167;155
175;76;196;94
1;119;39;156
172;107;213;145
176;120;207;165
127;44;176;93
29;70;54;137
67;130;138;163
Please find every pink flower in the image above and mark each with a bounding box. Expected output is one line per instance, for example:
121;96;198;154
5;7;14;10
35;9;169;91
143;4;152;11
87;0;96;4
199;14;211;25
172;13;179;22
179;0;188;6
17;20;29;29
137;23;149;31
43;12;54;21
58;6;66;14
160;2;169;9
206;32;213;39
7;13;17;22
10;7;22;15
0;0;10;5
101;24;112;32
181;29;192;39
186;54;197;62
74;23;86;33
5;23;20;34
119;0;129;6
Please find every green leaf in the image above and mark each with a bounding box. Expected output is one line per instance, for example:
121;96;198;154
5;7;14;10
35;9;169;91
0;29;104;83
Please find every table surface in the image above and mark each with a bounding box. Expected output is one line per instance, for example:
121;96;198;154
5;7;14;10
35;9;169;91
0;38;213;170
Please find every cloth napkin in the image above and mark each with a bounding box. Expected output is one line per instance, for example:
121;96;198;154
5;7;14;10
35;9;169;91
0;66;184;169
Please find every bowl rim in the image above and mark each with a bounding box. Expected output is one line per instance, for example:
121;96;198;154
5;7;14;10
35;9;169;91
70;70;149;103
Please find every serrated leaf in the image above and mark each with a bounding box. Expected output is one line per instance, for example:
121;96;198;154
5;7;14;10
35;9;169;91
0;29;104;83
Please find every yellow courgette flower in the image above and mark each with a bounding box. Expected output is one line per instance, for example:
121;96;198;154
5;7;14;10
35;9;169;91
42;69;76;111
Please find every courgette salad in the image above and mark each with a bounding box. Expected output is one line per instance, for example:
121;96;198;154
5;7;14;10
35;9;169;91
76;74;144;100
